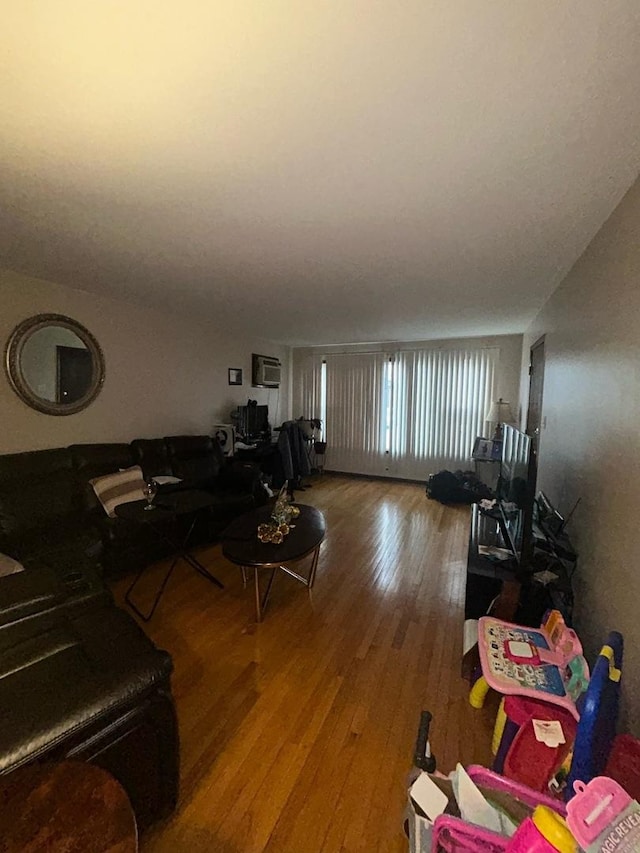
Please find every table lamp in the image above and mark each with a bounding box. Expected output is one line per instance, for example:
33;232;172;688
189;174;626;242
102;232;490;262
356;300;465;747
485;398;515;441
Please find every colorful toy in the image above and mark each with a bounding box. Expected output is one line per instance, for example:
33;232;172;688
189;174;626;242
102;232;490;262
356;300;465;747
473;611;589;719
502;631;623;797
563;632;622;799
605;733;640;802
429;770;569;852
492;699;507;755
566;776;640;851
408;708;571;852
506;805;576;852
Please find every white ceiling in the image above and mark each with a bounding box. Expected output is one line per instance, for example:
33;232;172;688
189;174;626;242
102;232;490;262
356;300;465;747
2;2;640;346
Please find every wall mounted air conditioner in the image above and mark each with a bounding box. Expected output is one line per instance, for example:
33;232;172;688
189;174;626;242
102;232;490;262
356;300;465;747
212;424;235;456
252;353;281;388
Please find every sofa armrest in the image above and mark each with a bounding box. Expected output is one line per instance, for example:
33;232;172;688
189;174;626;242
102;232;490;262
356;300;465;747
0;603;178;829
0;564;111;627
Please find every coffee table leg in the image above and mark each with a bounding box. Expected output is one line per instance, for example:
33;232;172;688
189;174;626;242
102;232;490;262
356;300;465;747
308;545;321;589
277;545;322;589
254;568;262;622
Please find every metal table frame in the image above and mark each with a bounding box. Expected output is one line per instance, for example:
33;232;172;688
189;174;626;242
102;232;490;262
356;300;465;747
116;491;224;622
241;541;322;622
222;503;326;622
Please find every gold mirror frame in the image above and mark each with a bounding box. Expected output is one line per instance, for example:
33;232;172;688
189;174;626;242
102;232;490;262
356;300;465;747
5;313;105;416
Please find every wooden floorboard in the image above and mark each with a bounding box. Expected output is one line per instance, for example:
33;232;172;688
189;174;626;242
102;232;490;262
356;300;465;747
112;474;496;852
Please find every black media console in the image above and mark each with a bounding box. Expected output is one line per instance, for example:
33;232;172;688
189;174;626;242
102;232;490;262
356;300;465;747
465;500;577;627
466;504;521;620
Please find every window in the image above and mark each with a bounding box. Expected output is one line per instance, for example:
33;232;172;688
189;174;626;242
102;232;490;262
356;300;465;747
296;346;497;480
390;348;497;479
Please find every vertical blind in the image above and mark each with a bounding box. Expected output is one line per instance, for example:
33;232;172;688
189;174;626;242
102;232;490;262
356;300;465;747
390;348;497;479
324;352;389;476
294;352;324;425
295;346;498;480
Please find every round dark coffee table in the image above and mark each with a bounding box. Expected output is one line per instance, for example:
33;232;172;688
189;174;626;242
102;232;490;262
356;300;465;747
222;504;326;621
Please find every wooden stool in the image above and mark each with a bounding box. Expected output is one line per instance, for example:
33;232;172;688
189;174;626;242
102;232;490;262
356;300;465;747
0;760;138;852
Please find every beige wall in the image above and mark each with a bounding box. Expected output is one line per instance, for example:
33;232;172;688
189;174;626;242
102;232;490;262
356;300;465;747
520;176;640;733
1;269;290;453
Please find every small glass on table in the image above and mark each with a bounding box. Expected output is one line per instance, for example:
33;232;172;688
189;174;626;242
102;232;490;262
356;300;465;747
143;479;158;511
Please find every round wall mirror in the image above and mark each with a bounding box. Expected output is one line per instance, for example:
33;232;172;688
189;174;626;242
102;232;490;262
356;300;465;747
5;314;105;415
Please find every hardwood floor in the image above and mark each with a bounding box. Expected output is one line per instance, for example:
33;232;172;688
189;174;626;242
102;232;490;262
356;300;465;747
112;475;496;852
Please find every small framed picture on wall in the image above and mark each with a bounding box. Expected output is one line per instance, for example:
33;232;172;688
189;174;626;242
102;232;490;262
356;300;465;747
228;368;243;386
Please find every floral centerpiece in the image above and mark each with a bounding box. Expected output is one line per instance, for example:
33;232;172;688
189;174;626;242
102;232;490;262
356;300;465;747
257;482;300;544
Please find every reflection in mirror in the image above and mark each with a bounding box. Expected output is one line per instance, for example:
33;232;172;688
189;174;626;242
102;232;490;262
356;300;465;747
5;314;105;415
21;326;91;403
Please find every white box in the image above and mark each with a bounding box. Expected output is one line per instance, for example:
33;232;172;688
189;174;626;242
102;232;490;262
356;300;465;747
406;771;449;852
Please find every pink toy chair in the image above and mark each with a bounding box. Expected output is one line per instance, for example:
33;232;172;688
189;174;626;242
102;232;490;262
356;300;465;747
430;766;567;853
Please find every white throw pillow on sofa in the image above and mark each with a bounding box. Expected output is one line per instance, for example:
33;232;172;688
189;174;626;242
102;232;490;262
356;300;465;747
0;553;25;576
90;466;146;517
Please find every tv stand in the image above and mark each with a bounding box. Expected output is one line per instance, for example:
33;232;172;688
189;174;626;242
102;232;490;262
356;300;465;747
462;504;522;678
465;504;521;621
465;503;577;626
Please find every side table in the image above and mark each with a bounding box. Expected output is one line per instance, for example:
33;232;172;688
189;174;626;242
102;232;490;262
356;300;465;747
116;489;224;621
0;761;137;852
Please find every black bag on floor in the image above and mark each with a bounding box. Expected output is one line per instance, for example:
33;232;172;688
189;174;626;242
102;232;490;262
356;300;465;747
426;470;493;505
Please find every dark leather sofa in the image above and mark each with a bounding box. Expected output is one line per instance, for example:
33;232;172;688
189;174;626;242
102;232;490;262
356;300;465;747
0;446;102;576
135;434;262;519
0;434;264;578
0;563;178;831
0;434;264;832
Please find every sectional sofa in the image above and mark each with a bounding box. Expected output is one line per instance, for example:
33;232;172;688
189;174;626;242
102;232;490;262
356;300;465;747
0;562;179;830
0;434;265;832
0;434;266;578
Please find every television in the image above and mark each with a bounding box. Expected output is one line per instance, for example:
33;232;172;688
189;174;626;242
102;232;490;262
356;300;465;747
497;424;537;567
235;403;270;441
